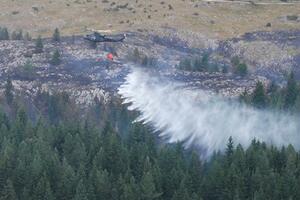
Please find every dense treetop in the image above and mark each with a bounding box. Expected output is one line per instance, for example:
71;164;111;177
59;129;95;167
0;82;300;200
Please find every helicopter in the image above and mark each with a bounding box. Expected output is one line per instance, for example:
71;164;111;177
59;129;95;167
84;29;126;43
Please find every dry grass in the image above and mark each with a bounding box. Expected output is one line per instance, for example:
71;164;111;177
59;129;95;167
0;0;299;39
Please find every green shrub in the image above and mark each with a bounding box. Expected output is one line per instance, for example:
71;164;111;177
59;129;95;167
236;63;248;76
14;60;36;80
179;58;192;70
178;53;220;73
127;48;158;67
231;56;248;76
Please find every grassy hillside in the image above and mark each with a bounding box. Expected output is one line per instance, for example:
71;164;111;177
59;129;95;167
0;0;299;39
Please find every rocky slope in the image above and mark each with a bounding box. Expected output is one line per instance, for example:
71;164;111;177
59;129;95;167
0;29;299;106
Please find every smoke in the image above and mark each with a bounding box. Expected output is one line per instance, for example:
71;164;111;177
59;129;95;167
118;68;300;157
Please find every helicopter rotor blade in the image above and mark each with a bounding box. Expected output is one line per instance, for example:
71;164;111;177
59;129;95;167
85;27;115;33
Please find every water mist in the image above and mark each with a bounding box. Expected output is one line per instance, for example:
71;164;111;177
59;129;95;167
118;68;300;157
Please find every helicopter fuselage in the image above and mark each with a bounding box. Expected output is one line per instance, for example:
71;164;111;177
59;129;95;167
84;32;125;43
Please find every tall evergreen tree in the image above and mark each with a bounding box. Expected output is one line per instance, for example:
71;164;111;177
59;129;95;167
0;179;17;200
239;89;250;104
50;50;61;65
56;159;76;200
252;81;267;108
4;78;13;105
226;136;234;165
140;171;161;200
93;169;111;200
0;27;9;40
11;30;23;40
35;36;44;53
52;28;60;42
44;180;55;200
172;179;190;200
121;176;139;200
24;32;32;41
284;72;298;109
0;91;298;200
189;151;202;193
73;179;88;200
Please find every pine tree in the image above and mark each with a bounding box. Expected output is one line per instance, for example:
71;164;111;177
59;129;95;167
0;179;17;200
21;187;30;200
11;31;17;40
179;58;192;71
22;59;35;77
86;179;96;200
101;130;127;176
4;78;13;105
140;171;161;200
189;151;202;193
35;36;44;53
33;175;47;199
50;50;61;65
172;179;190;200
24;32;32;41
226;136;234;165
0;27;9;40
31;153;43;183
121;176;139;200
231;57;248;76
17;108;27;128
252;81;267;108
293;94;300;112
53;28;60;42
56;159;76;200
284;72;298;109
73;179;88;200
0;90;299;200
239;89;250;104
13;158;26;196
32;173;55;200
44;180;55;200
1;138;17;177
233;190;241;200
253;189;265;200
93;169;111;200
269;84;284;109
201;53;209;68
11;30;23;40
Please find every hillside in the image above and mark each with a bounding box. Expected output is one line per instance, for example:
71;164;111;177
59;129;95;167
1;1;300;199
1;0;299;39
2;28;299;106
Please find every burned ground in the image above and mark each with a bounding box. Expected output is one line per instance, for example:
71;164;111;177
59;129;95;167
0;29;299;106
